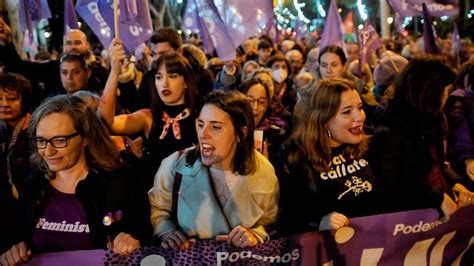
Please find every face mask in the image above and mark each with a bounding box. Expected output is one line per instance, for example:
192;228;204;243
272;69;288;84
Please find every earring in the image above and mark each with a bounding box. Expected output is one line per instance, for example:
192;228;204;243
326;128;332;139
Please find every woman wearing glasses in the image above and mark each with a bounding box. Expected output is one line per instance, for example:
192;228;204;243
240;78;288;160
1;95;147;266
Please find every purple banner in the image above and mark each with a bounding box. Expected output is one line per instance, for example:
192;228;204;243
26;206;474;265
183;0;273;61
358;21;383;73
75;0;114;48
387;0;459;17
98;0;153;51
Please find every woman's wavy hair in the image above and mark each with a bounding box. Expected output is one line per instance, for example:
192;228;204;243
150;52;199;127
391;55;456;115
287;78;368;175
186;90;257;175
0;72;32;116
28;95;121;178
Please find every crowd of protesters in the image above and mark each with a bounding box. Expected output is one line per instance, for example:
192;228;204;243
1;15;474;265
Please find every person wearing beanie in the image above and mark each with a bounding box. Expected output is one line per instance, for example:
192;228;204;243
373;53;409;102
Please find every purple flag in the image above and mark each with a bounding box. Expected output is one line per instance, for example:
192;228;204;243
19;0;52;35
28;0;52;21
294;19;304;43
214;0;273;48
387;0;459;17
262;16;280;45
98;0;153;51
422;3;440;54
451;23;461;54
358;21;383;73
183;0;215;54
394;12;406;35
75;0;114;48
318;0;346;53
184;0;273;61
64;0;79;34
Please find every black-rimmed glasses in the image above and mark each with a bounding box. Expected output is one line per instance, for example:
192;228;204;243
29;132;80;149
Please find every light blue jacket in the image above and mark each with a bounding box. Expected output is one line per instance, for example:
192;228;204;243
149;148;279;243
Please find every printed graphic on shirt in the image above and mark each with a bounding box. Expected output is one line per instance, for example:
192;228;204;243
319;154;373;200
36;218;90;233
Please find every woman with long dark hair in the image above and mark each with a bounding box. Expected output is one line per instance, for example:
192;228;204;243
99;39;199;191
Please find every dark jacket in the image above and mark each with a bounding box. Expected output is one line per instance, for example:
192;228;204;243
445;89;474;185
368;100;458;213
17;167;152;252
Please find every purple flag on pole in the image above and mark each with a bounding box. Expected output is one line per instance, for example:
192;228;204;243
262;16;280;45
294;19;304;43
214;0;273;48
394;12;406;35
19;0;52;34
64;0;79;34
183;0;215;54
75;0;114;48
387;0;459;17
28;0;52;21
422;3;440;54
318;0;346;53
451;23;461;54
98;0;153;51
358;21;383;73
184;0;273;61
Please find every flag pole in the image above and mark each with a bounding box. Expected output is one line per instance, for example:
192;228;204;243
381;46;400;73
114;0;119;39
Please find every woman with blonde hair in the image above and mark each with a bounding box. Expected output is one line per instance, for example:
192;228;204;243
1;95;148;266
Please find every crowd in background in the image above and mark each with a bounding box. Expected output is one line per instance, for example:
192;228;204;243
1;15;474;265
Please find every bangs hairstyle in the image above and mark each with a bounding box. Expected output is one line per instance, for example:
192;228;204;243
150;52;198;124
239;77;272;117
392;55;456;115
288;78;368;174
0;72;32;115
187;90;256;175
28;95;121;178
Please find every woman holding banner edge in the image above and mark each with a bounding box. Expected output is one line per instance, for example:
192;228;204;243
277;78;377;235
148;90;279;250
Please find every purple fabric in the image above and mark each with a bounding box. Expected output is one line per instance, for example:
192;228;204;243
183;0;215;54
28;0;52;21
318;0;345;53
262;16;280;44
358;21;383;73
32;188;93;253
387;0;459;17
98;0;153;51
64;0;79;34
422;3;440;54
394;12;406;34
451;23;461;54
75;0;114;48
27;206;474;265
19;0;51;34
183;0;273;61
294;19;304;43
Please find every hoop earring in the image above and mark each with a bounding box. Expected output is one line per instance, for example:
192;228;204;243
326;128;332;139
